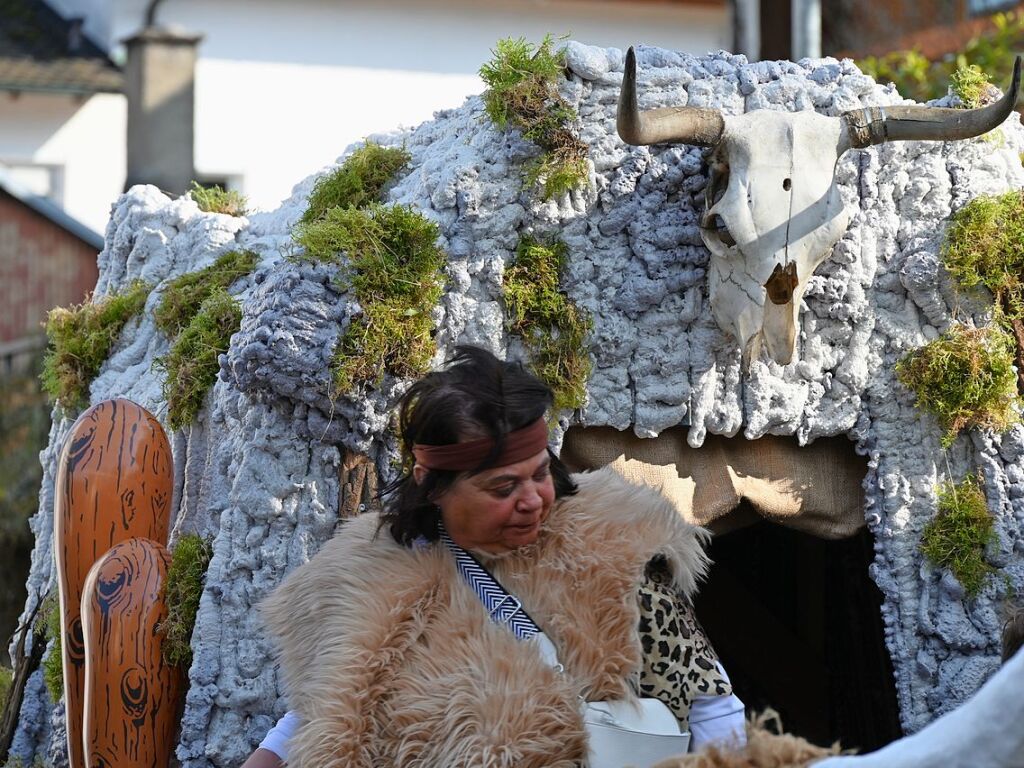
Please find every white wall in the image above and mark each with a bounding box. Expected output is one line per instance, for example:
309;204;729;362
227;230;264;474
30;0;728;228
0;92;125;235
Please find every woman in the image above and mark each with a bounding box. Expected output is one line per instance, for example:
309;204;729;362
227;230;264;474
247;346;744;767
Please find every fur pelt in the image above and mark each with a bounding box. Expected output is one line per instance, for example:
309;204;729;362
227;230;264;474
261;465;709;767
651;712;844;768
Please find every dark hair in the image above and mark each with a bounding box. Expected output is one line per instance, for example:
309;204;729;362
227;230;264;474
380;345;577;545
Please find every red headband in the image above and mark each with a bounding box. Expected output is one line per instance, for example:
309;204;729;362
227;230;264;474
412;418;549;471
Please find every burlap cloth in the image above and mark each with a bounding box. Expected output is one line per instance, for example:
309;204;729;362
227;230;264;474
561;427;867;540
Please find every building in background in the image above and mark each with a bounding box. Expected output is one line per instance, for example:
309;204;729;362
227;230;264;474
0;168;100;666
2;0;731;235
0;0;124;238
822;0;1024;58
0;169;100;370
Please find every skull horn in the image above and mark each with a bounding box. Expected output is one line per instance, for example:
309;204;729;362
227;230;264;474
617;46;725;147
842;56;1021;148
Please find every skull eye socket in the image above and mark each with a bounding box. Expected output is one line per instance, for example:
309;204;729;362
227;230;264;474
705;161;730;208
709;214;736;247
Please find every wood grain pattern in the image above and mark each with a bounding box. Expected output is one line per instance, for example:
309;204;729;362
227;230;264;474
338;449;378;522
53;399;173;768
82;538;182;768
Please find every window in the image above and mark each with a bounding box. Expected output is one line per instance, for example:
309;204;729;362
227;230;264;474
1;161;65;205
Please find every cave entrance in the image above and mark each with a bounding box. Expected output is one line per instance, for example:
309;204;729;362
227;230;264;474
693;515;903;752
561;426;904;752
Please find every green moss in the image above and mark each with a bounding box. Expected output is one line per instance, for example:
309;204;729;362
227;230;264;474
41;281;150;411
157;290;242;430
1;757;46;768
480;35;588;199
503;236;592;412
158;534;213;668
155;250;258;337
921;474;996;596
950;64;993;108
896;324;1021;447
302;143;411;224
525;148;590;199
943;190;1024;319
40;593;62;703
480;36;566;129
188;181;248;217
0;664;11;714
295;204;445;390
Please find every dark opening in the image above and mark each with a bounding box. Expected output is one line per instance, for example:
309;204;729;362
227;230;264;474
693;511;904;752
759;0;793;60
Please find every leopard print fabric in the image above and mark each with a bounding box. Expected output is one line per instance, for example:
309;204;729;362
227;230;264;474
637;559;732;730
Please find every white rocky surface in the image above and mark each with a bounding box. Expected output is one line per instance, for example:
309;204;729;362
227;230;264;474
9;43;1024;764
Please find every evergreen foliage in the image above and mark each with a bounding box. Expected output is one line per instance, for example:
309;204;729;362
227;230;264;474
41;281;150;411
921;474;996;596
896;324;1021;447
158;534;213;668
480;35;588;198
503;236;592;412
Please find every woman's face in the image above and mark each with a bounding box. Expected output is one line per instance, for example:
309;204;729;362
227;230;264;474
434;448;555;555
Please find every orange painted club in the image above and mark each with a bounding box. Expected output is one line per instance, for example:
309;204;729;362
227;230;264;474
53;399;174;768
82;538;182;768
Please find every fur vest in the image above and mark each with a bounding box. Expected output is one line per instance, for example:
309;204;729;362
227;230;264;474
261;465;709;768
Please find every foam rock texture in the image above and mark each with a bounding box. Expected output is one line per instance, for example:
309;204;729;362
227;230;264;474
9;44;1024;764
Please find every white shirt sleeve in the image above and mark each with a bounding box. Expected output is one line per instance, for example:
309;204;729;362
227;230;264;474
258;710;301;761
688;662;746;751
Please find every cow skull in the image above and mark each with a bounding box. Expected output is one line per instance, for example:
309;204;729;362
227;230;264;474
618;47;1021;365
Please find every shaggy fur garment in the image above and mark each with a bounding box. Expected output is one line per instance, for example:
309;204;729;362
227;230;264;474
651;712;844;768
261;465;710;767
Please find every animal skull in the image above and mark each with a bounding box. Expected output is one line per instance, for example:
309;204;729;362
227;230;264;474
618;48;1021;365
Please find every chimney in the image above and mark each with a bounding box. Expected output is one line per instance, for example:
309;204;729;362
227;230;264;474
123;27;203;195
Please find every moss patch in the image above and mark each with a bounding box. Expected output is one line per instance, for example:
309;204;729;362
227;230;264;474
1;758;46;768
158;534;213;668
922;474;996;596
480;35;588;198
157;290;242;430
943;190;1024;319
155;250;258;338
40;593;62;702
302;143;411;224
0;664;11;714
896;324;1021;447
503;236;591;412
41;281;150;412
297;204;445;391
188;181;248;217
950;64;993;108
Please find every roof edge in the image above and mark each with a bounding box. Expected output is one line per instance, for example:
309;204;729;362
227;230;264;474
0;167;104;249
